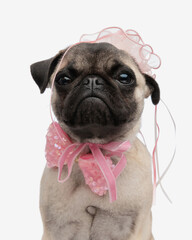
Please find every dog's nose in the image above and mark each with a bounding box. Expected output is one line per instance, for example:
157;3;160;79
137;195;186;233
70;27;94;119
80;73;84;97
82;75;105;90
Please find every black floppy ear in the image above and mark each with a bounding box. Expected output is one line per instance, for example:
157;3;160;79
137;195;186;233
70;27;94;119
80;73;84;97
144;74;160;105
30;52;63;93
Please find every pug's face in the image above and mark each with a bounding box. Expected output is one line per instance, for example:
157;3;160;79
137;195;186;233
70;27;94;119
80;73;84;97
31;43;160;143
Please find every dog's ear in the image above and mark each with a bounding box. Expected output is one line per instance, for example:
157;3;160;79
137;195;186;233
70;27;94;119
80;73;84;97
144;74;160;105
30;52;63;93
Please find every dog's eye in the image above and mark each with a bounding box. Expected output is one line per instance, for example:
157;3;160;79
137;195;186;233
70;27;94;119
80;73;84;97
55;76;72;85
118;73;134;85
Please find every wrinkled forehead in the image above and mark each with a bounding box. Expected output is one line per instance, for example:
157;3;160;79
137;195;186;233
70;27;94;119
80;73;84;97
58;42;140;73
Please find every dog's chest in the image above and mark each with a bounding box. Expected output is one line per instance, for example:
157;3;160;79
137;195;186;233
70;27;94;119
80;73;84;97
40;140;153;240
40;168;137;240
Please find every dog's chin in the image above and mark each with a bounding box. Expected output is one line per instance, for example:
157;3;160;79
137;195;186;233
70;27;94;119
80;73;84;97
67;124;125;143
62;97;127;143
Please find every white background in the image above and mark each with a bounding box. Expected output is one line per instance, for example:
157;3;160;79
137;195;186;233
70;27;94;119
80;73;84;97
0;0;191;239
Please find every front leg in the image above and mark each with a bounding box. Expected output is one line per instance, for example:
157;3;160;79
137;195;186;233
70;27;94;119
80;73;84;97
89;207;137;240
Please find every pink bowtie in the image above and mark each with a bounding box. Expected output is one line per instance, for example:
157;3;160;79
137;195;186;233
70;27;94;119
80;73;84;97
45;122;131;202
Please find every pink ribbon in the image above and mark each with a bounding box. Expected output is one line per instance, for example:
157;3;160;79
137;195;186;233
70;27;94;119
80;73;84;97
45;122;131;202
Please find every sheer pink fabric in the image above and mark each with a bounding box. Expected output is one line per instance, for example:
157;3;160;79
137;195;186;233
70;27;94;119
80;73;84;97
80;27;161;77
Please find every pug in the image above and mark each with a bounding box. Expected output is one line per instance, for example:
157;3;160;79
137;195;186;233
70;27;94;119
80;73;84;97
30;42;160;240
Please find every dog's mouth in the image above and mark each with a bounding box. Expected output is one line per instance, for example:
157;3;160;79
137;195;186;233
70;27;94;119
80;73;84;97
65;96;113;127
62;96;120;141
59;91;135;141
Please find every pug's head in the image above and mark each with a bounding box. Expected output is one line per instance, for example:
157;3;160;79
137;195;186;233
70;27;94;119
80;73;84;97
31;43;160;143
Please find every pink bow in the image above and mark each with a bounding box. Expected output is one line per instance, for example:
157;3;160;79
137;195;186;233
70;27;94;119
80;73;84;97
45;122;131;202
